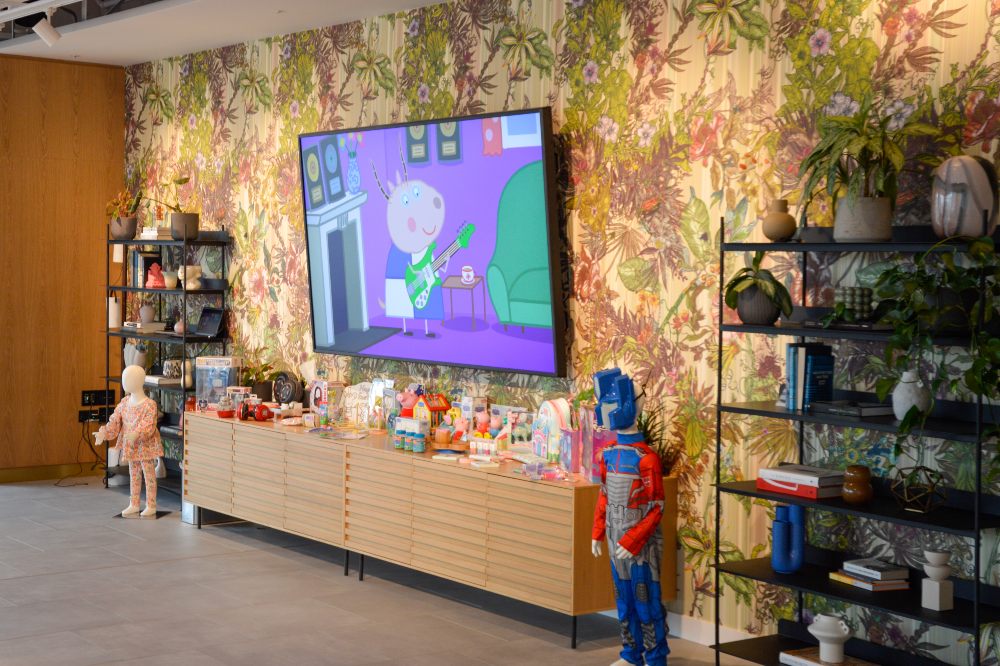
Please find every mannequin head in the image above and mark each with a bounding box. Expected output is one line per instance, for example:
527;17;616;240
121;365;147;396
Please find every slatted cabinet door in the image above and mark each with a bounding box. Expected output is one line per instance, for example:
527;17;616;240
183;416;235;514
486;475;575;613
344;446;413;565
284;434;344;546
232;424;286;530
410;460;488;586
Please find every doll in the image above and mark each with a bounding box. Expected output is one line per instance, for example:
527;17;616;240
591;368;669;666
397;386;419;418
452;416;470;442
474;407;491;438
94;365;163;518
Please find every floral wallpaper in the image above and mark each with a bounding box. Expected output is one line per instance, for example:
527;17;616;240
125;0;1000;661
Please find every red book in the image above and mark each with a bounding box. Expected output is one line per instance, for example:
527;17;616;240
756;476;842;499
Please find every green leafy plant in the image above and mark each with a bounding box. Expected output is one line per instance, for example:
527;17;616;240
243;362;278;386
798;96;936;222
723;251;793;317
637;404;680;475
106;190;142;219
143;175;192;213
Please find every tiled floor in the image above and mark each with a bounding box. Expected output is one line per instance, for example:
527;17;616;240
0;480;750;665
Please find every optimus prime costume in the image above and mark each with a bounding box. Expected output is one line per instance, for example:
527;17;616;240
593;368;669;666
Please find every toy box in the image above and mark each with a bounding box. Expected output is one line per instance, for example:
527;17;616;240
195;356;242;408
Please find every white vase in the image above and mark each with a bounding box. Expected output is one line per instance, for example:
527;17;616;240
892;370;932;420
807;614;850;664
931;155;998;238
834;196;893;242
139;304;154;324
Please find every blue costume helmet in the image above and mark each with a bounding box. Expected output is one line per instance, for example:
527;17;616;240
593;368;637;431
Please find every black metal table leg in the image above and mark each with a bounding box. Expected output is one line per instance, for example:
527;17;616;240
570;615;577;649
196;506;202;529
344;550;350;576
358;554;365;581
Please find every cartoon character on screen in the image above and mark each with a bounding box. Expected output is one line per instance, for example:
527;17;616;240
94;365;164;518
372;148;475;337
591;368;669;666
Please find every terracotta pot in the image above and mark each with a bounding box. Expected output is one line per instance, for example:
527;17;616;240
170;212;199;241
110;216;138;240
736;285;781;326
834;196;892;242
762;199;797;241
841;465;873;505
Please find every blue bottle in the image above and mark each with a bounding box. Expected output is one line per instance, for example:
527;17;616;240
771;504;804;574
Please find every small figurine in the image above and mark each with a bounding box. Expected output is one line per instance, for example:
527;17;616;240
452;416;469;442
513;412;533;444
145;263;165;289
397;386;419;418
474;407;491;438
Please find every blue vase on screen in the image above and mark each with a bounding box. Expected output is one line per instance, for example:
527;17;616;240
347;152;361;194
771;504;804;574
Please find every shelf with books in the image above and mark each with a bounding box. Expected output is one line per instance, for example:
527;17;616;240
716;620;950;666
719;400;981;443
718;480;1000;536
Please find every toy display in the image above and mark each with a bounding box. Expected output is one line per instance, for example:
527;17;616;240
397;386;419;417
474;407;491;438
413;393;450;428
534;398;571;462
94;365;163;518
590;368;669;666
195;356;242;408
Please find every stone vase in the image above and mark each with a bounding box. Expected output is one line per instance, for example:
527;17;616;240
892;370;932;420
834;196;893;242
170;212;199;241
139;304;155;324
736;285;781;326
762;199;797;241
807;614;850;664
110;216;138;240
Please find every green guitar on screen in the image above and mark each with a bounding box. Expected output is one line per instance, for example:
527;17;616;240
405;223;476;309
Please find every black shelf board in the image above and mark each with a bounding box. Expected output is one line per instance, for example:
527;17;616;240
717;557;1000;632
719;480;1000;536
104;376;190;395
714;634;810;666
720;400;980;442
722;225;1000;254
720;321;968;346
108;286;226;296
106;328;227;345
108;238;230;247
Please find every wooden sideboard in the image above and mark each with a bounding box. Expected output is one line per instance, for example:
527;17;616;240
184;412;677;628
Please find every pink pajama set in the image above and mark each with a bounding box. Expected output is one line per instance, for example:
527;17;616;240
104;398;163;508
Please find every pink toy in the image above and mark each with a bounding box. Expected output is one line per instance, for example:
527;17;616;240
474;408;490;437
145;263;165;289
489;412;502;438
397;387;419;418
452;416;469;441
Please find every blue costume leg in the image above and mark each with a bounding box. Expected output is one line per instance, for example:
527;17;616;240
611;561;644;665
629;561;669;666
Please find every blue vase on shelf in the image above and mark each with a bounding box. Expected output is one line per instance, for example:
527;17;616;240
771;504;804;574
347;152;361;195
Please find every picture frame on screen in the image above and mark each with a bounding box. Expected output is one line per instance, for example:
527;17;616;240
297;107;566;377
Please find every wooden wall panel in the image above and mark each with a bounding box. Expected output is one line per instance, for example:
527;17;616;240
0;56;124;469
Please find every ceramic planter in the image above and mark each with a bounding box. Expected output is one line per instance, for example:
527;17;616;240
892;370;931;420
736;285;781;326
252;381;273;402
833;196;892;242
807;614;850;663
762;199;797;241
931;155;999;238
139;304;155;324
110;216;138;240
170;212;199;241
841;465;873;505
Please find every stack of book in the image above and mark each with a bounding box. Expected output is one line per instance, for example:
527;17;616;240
145;375;182;386
829;558;910;592
756;464;844;499
138;225;173;240
780;647;874;665
808;400;894;418
779;343;834;411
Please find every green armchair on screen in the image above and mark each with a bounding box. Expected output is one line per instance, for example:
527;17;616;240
487;160;554;332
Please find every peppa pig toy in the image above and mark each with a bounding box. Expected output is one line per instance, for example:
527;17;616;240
452;416;470;442
397;386;419;418
489;409;503;438
474;407;491;438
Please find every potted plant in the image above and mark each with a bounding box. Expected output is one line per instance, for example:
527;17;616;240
798;96;936;242
144;175;198;240
107;190;142;240
723;251;794;325
243;361;278;402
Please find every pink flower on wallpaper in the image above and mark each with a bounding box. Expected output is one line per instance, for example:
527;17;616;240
808;28;832;57
290;100;300;118
903;27;919;43
596;115;619;143
582;60;599;84
637;122;655;148
903;6;922;24
689;114;724;166
188;113;197;129
243;266;268;302
993;0;1000;17
963;90;1000;152
417;84;430;104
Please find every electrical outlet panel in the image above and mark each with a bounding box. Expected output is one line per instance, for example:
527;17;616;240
78;407;112;423
81;389;116;406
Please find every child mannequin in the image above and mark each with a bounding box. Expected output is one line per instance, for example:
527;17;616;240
95;365;163;517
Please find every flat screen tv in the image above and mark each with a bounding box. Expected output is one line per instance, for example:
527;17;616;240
297;107;565;376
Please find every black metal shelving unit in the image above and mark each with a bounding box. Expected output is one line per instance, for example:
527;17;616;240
104;231;231;494
713;222;998;665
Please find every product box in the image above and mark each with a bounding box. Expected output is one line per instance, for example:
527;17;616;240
195;356;242;408
758;464;844;488
755;476;843;499
779;648;874;666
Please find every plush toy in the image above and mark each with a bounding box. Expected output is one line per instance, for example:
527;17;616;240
452;416;470;442
512;412;533;444
474;408;491;438
397;387;419;418
489;410;503;438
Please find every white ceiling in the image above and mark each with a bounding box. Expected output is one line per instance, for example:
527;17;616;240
0;0;435;66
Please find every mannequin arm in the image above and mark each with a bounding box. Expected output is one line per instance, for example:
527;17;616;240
591;455;609;544
102;401;125;440
618;452;665;555
591;539;602;557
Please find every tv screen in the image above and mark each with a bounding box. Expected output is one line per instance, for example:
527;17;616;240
298;108;564;376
